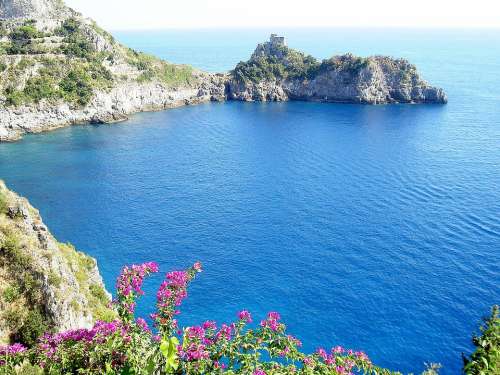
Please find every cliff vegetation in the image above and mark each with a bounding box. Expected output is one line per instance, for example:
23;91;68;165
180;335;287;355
463;306;500;374
0;181;114;347
0;15;199;108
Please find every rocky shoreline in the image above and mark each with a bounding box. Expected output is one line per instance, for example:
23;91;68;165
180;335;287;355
0;74;227;141
0;2;447;142
0;54;447;142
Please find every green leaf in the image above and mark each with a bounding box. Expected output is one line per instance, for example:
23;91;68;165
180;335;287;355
481;356;489;368
145;357;156;374
159;339;169;358
105;362;115;375
160;337;179;373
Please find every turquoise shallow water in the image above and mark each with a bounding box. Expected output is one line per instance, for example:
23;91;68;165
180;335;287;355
1;29;499;373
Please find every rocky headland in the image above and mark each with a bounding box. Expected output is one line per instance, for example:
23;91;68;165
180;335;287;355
0;0;447;142
228;35;447;104
0;180;113;346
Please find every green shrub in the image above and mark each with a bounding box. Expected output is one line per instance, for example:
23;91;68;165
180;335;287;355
0;22;7;38
16;57;36;70
0;42;8;55
89;284;108;305
319;55;370;75
128;49;194;87
61;34;94;59
9;25;42;41
23;75;59;103
6;23;45;55
2;285;21;303
232;47;319;84
4;87;26;106
4;57;113;107
59;68;94;105
137;69;156;83
56;18;80;37
14;309;49;347
0;232;42;302
127;50;155;71
157;63;194;86
1;233;24;265
48;272;62;288
463;305;500;374
232;47;373;85
55;18;97;59
3;307;23;330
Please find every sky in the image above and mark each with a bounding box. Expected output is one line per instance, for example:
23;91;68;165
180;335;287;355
64;0;500;30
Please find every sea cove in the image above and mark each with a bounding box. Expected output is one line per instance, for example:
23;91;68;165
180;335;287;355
0;24;499;374
1;26;500;371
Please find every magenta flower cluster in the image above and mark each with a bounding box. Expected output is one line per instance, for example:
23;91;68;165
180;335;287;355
0;261;383;375
154;262;202;338
0;344;26;366
115;262;159;320
0;343;26;355
238;310;252;323
38;320;125;360
260;311;282;332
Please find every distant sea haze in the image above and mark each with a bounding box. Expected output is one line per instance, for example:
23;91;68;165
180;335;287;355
1;28;499;374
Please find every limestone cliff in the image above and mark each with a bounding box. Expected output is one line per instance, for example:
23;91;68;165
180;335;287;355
228;35;447;104
0;0;72;26
0;181;114;345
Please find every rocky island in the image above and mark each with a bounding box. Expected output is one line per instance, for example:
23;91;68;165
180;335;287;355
228;34;447;104
0;0;446;142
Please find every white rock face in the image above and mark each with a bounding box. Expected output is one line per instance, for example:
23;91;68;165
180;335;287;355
0;0;67;20
0;0;74;29
0;75;228;141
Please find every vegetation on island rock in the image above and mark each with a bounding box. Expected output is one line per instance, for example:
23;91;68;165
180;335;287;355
232;42;372;85
228;36;446;104
232;43;320;83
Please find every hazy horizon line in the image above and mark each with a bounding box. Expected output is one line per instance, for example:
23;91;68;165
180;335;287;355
107;25;500;32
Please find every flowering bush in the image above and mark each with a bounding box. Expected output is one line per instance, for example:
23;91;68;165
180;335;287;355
0;262;396;375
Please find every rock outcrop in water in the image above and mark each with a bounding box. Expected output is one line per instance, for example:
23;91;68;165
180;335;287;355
227;35;447;104
0;0;446;142
0;181;114;345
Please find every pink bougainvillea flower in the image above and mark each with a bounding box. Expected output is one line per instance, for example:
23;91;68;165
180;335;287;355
238;310;252;323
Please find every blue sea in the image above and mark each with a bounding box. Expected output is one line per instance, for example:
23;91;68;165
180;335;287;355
1;29;499;373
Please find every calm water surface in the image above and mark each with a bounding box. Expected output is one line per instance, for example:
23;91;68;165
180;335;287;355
1;29;499;373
